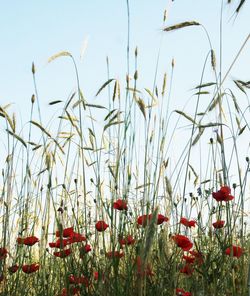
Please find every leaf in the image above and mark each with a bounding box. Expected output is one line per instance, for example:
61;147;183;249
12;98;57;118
234;80;247;95
65;92;76;110
194;91;210;95
137;98;146;119
175;110;196;124
229;90;240;113
163;21;200;32
201;179;211;184
48;51;72;63
6;129;27;148
95;79;114;96
104;109;117;121
199;123;224;128
85;104;107;109
126;87;141;94
236;0;246;13
104;121;124;131
0;109;15;132
145;88;157;105
238;125;247;136
194;82;216;89
135;183;152;190
208;94;221;112
30;121;51;138
192;127;205;146
49;100;63;105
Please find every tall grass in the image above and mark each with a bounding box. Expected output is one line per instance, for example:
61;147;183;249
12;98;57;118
0;1;249;295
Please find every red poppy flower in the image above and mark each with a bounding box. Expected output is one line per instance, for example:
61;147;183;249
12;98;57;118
49;238;71;248
183;255;195;264
93;271;105;281
8;264;19;273
172;235;193;251
22;263;39;274
188;250;203;265
156;214;169;225
79;244;91;258
137;215;149;227
60;287;80;296
68;274;89;287
176;288;192;296
0;248;8;260
212;220;225;229
119;235;136;246
83;244;92;253
180;217;196;228
225;245;243;258
212;186;234;202
68;232;86;243
56;226;74;238
113;199;128;211
95;221;109;232
106;251;124;259
53;248;72;258
180;263;194;275
17;236;39;246
136;256;154;277
137;214;168;227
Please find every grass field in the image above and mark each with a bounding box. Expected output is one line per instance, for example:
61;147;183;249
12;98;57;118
0;1;249;295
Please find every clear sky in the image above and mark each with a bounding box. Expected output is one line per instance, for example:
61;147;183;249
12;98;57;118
0;0;249;228
1;0;249;121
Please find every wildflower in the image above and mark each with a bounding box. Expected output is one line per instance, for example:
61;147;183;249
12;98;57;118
17;236;39;246
113;199;128;211
68;232;86;243
79;244;91;257
22;263;39;273
93;271;105;281
182;255;195;264
95;220;109;232
172;235;193;251
212;186;234;202
68;274;89;287
137;214;149;227
212;220;225;229
94;271;99;281
49;238;70;248
119;235;135;246
53;248;72;258
8;264;19;273
180;263;194;275
137;214;168;227
156;214;169;225
225;245;243;258
176;288;192;296
56;226;74;238
106;251;124;259
180;217;196;228
60;287;80;296
0;248;8;260
188;250;203;265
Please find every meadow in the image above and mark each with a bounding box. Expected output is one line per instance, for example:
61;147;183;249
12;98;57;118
0;1;249;295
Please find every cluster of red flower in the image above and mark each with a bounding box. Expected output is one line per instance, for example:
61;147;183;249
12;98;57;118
0;189;243;295
176;288;192;296
49;226;91;258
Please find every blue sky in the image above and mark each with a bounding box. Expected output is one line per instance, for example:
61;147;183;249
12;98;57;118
1;0;249;122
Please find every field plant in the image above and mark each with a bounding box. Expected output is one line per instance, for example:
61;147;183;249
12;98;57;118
0;1;249;295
